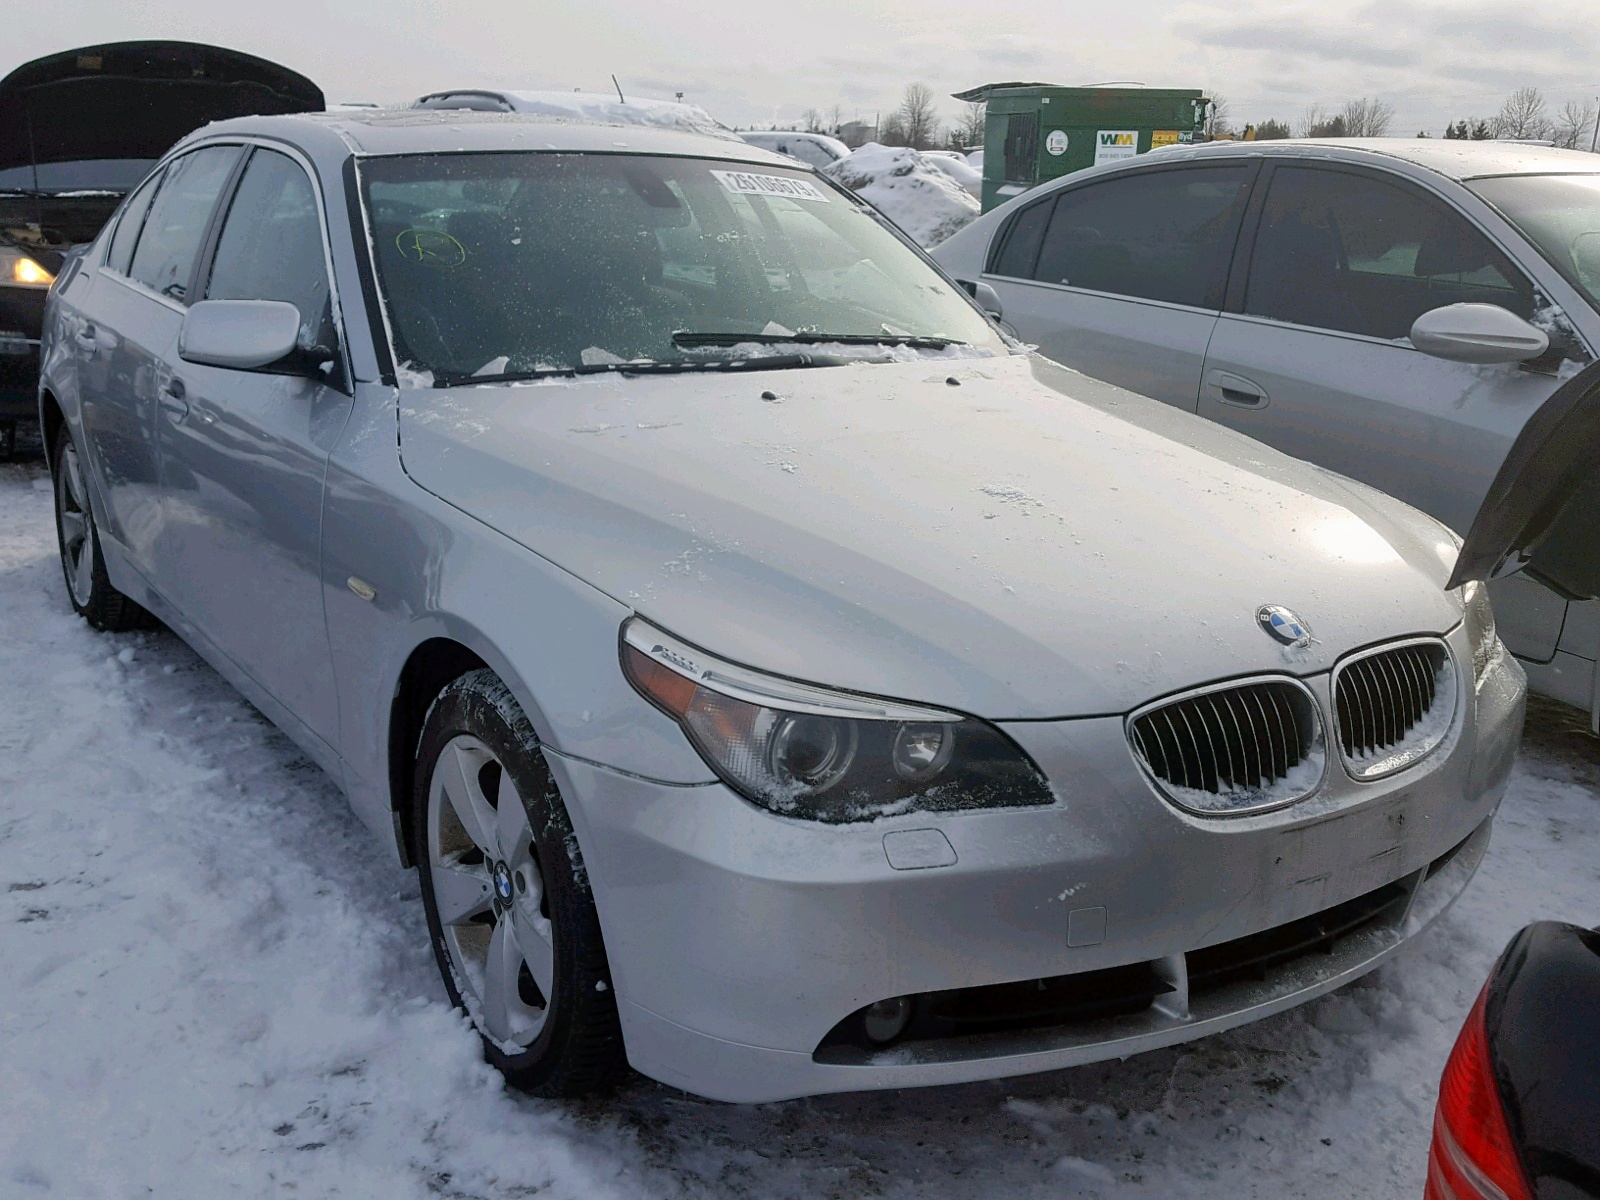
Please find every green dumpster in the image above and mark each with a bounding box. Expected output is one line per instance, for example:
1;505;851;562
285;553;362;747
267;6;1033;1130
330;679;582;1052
954;83;1210;212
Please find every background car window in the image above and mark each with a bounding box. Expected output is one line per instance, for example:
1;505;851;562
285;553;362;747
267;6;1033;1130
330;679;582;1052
205;149;336;353
1030;166;1251;308
105;169;164;276
989;198;1052;279
127;145;242;302
1245;166;1534;339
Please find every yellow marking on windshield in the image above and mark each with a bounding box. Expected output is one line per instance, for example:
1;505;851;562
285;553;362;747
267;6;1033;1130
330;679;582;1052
395;228;466;267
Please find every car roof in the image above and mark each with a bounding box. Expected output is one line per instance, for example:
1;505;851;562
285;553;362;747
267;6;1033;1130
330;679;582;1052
1144;137;1600;181
178;109;797;166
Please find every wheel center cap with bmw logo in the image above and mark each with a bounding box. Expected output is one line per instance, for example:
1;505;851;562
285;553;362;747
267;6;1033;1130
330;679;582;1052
493;861;514;902
1257;605;1312;647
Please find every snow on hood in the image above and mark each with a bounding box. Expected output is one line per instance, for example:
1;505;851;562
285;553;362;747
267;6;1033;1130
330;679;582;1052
822;143;981;247
500;91;741;141
394;354;1462;720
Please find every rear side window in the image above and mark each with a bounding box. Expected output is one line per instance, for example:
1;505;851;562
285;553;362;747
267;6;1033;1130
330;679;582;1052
1030;166;1252;308
1244;166;1534;339
106;170;163;275
990;198;1051;278
205;149;336;353
127;145;242;302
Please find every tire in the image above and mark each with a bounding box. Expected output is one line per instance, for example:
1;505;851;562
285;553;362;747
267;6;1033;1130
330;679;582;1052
53;432;155;632
412;669;626;1096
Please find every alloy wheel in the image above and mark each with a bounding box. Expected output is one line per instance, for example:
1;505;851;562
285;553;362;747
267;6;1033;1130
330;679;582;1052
57;441;96;608
426;734;556;1049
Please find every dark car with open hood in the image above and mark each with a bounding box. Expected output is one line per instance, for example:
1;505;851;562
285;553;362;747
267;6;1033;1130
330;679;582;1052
0;41;321;454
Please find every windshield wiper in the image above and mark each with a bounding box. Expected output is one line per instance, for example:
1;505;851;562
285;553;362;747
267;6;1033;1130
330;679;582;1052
431;354;855;388
672;331;965;350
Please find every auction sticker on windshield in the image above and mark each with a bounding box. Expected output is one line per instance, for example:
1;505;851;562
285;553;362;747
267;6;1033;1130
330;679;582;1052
711;171;830;202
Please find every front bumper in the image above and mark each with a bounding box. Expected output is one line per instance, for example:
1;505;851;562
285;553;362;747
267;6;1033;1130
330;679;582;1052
552;629;1525;1103
0;335;39;422
0;282;46;423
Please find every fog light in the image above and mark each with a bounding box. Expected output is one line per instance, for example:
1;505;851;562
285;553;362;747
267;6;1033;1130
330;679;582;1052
861;996;913;1044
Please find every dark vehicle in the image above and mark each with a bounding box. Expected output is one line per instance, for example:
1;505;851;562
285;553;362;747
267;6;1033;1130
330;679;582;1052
0;41;321;453
1426;921;1600;1200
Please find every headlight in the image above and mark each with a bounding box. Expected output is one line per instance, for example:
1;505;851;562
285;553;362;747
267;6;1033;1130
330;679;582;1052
621;618;1053;822
0;246;55;288
1461;580;1498;679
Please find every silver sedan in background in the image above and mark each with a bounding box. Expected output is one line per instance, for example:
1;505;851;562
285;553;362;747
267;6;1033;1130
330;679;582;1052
933;139;1600;729
39;111;1573;1103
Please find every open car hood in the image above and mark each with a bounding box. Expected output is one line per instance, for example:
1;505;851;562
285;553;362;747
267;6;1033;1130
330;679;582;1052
1450;359;1600;599
0;41;321;193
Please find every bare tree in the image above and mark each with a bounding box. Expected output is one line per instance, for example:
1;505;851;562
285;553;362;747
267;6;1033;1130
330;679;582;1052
1298;103;1334;138
879;112;909;147
1494;87;1552;139
801;108;823;133
1301;103;1348;138
955;100;987;149
1554;99;1599;150
1203;93;1232;139
828;104;844;136
1340;97;1395;137
895;83;941;150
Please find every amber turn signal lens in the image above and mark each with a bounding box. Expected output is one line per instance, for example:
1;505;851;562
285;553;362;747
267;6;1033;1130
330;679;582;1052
622;642;698;717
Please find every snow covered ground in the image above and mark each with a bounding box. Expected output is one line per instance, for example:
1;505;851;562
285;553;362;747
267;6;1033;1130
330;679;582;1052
1;440;1596;1199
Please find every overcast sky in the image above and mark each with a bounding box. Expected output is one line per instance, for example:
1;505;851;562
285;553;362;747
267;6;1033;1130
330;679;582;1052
12;0;1600;137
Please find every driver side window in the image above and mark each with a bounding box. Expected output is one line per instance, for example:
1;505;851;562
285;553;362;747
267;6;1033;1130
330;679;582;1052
1244;166;1535;340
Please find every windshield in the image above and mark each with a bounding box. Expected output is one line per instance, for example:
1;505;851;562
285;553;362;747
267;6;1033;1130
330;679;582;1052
1469;174;1600;309
358;152;1004;380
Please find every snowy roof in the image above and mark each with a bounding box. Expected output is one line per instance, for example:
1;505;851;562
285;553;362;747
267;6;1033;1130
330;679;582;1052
213;108;787;164
1160;137;1600;181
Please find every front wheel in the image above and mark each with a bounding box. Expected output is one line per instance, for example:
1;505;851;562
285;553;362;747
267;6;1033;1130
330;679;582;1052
413;669;626;1096
53;432;153;631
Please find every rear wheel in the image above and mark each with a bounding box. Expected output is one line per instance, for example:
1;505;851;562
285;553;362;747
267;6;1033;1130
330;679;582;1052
53;432;153;631
412;669;626;1095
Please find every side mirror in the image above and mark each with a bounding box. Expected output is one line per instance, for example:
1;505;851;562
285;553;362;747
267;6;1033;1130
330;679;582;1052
178;300;302;370
971;280;1004;320
1409;303;1549;365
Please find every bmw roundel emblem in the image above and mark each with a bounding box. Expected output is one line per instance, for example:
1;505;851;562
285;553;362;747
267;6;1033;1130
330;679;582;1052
1257;605;1312;647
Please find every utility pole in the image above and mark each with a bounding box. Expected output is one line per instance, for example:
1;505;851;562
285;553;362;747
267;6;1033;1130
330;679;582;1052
1591;96;1599;153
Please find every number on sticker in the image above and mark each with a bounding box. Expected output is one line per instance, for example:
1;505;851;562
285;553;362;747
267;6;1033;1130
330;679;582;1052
710;170;830;203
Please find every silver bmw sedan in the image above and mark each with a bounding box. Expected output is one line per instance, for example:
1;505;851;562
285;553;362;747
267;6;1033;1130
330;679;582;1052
38;109;1549;1103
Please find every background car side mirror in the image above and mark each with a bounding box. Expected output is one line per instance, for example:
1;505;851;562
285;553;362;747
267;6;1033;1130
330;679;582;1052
178;300;303;371
1410;303;1550;365
960;279;1004;320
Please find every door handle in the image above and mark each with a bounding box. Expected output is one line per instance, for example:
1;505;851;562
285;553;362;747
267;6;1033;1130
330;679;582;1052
1206;370;1268;409
159;378;189;421
74;325;97;350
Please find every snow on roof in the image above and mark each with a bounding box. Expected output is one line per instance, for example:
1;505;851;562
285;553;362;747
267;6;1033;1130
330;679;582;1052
497;91;741;141
822;142;981;248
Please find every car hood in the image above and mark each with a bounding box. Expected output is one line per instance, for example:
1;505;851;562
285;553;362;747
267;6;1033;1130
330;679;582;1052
396;354;1463;719
0;41;321;195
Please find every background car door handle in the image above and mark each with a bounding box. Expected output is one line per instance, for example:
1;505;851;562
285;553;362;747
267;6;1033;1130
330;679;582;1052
159;378;189;420
1206;370;1268;408
74;325;96;350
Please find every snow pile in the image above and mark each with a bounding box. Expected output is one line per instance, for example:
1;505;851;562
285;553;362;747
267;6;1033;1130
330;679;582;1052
499;91;741;141
822;142;981;248
922;151;983;199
